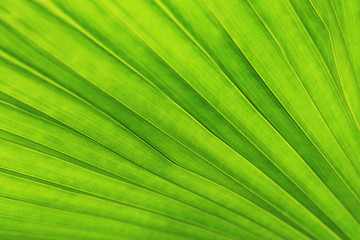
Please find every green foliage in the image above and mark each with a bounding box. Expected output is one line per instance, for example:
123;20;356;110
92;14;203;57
0;0;359;239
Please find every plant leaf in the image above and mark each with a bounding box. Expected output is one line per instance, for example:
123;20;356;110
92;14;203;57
0;0;359;239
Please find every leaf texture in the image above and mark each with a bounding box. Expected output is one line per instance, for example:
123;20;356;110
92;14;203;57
0;0;359;239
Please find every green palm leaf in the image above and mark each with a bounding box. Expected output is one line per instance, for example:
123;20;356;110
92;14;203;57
0;0;359;239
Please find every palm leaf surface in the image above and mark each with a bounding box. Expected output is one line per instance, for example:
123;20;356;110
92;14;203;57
0;0;359;239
